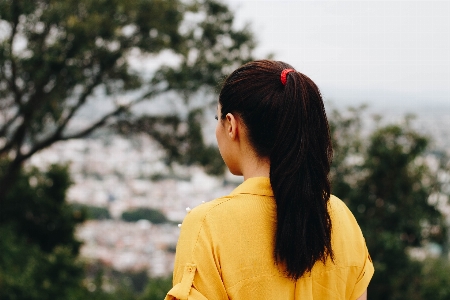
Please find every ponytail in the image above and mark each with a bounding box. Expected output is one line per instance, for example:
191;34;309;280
270;71;333;279
219;60;334;280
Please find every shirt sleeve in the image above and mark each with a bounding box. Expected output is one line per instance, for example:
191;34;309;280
165;264;208;300
332;197;375;300
165;204;229;300
350;250;374;300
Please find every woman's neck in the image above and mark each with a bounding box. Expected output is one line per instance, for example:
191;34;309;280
242;155;270;180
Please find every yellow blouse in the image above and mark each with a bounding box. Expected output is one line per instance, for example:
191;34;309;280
165;177;374;300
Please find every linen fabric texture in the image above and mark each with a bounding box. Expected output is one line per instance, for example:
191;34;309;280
165;177;374;300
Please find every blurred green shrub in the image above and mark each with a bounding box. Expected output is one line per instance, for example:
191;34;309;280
71;203;112;220
122;208;168;224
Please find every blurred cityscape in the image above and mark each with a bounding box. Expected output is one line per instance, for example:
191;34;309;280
27;106;450;278
28;130;238;277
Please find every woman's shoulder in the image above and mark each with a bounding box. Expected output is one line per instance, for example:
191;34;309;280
328;194;346;209
180;196;234;227
329;195;357;221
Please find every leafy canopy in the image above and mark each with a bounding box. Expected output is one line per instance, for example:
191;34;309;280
329;107;449;300
0;0;255;200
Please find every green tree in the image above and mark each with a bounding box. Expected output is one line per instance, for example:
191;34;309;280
0;164;88;300
0;163;144;300
0;162;84;253
420;258;450;300
139;276;172;300
329;107;449;300
122;207;168;224
0;0;255;202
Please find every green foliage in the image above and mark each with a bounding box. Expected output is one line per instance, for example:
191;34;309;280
329;107;450;299
0;162;89;300
0;162;145;300
0;0;185;161
328;105;366;199
139;276;173;300
420;258;450;300
0;225;88;300
0;161;84;254
154;0;255;94
83;262;172;300
71;203;112;220
113;0;257;175
122;270;149;294
83;263;145;300
0;0;255;198
122;208;168;224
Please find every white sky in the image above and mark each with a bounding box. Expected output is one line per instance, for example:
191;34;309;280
226;0;450;110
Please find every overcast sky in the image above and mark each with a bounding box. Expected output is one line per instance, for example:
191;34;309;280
225;0;450;111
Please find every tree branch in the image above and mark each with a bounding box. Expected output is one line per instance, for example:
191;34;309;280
64;85;165;140
0;24;58;156
0;110;20;140
7;7;22;106
60;106;127;141
56;74;104;135
19;85;164;162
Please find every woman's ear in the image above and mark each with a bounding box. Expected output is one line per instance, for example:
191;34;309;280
226;113;238;140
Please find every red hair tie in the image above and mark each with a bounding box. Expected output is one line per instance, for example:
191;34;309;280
280;69;295;85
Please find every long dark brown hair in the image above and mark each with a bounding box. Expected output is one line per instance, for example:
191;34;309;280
219;60;334;280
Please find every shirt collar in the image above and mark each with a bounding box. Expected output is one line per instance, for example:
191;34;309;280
229;177;274;197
